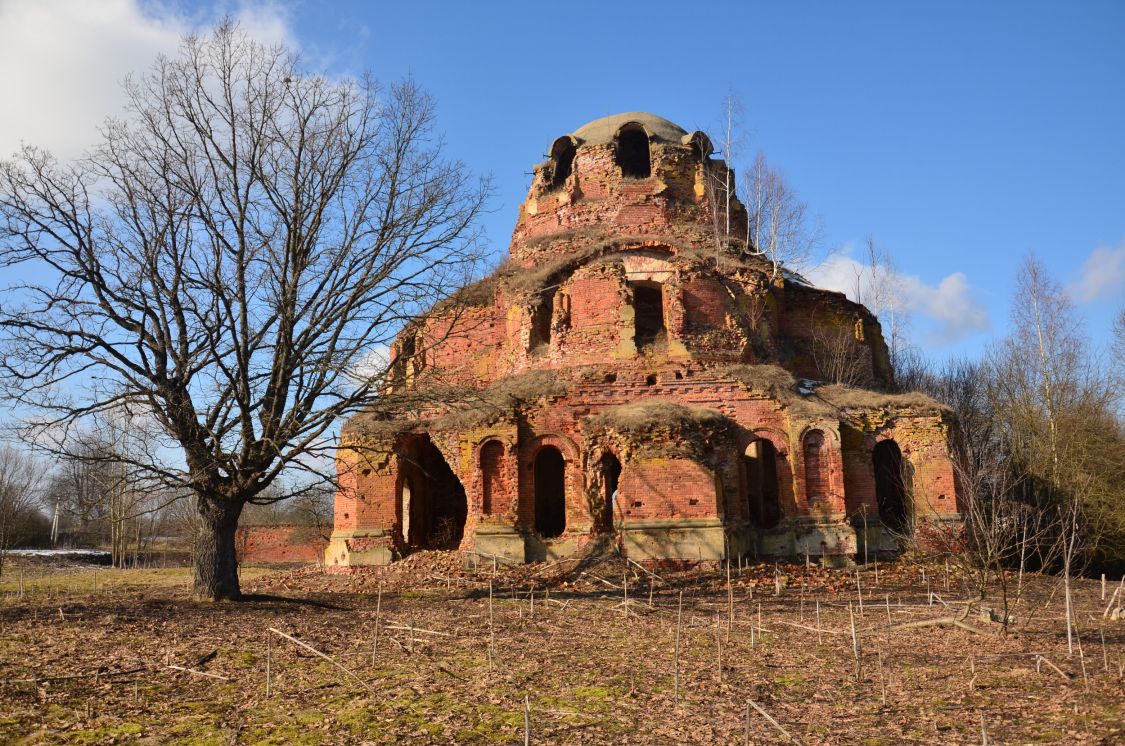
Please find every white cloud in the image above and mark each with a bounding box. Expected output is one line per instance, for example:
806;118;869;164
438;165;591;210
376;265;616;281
0;0;294;159
1067;240;1125;304
349;344;390;385
806;247;989;346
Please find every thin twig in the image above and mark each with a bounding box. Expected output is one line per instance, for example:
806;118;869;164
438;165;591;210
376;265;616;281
748;700;803;745
268;627;375;694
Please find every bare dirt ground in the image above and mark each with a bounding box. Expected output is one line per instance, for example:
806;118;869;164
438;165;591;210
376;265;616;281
0;552;1122;745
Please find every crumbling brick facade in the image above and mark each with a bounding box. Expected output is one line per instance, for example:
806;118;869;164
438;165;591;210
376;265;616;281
325;112;962;571
236;525;328;565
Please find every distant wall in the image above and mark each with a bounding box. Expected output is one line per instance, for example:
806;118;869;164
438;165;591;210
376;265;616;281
236;524;328;565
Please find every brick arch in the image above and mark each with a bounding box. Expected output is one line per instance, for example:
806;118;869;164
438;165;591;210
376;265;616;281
736;427;796;525
477;439;507;516
583;443;624;533
795;424;844;512
519;433;581;532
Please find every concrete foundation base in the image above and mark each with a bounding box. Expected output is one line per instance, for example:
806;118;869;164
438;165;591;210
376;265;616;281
621;518;726;562
473;524;529;565
324;529;395;571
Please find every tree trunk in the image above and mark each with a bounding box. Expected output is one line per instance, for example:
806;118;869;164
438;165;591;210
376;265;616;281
193;497;244;601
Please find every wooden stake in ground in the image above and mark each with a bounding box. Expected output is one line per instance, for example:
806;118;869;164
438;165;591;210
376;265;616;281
488;580;497;673
674;590;683;705
849;603;861;680
714;611;723;684
727;578;734;642
877;646;887;706
523;695;531;746
372;581;383;665
1101;625;1109;673
622;574;627;618
855;569;864;616
266;632;272;697
816;600;822;644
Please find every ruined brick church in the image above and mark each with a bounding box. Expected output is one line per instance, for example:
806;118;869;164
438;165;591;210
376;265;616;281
326;113;961;570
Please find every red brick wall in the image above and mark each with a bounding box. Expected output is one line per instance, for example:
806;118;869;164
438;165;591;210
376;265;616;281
332;117;958;553
619;458;719;520
236;525;328;564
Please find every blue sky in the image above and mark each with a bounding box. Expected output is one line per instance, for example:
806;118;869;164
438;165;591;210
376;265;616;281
2;0;1123;361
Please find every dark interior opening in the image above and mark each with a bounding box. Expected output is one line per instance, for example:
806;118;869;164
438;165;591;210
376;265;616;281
632;281;665;350
529;289;555;352
596;452;622;533
616;124;651;178
534;446;566;538
480;440;504;515
687;131;713;161
393;333;417;386
401;437;467;551
549;137;576;189
744;439;781;529
874;440;911;535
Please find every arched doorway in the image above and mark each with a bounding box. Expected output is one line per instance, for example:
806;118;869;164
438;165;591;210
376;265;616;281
874;440;911;535
596;452;622;533
743;439;781;529
400;437;467;551
534;446;566;538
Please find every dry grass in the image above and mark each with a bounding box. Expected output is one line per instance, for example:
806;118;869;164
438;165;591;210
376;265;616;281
588;399;727;434
717;363;950;419
817;384;950;415
0;555;1121;744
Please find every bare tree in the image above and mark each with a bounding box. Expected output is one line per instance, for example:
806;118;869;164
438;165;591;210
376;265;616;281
851;237;910;373
0;446;40;575
0;24;488;599
989;256;1123;653
1113;305;1125;373
810;315;870;387
702;94;745;265
745;152;820;281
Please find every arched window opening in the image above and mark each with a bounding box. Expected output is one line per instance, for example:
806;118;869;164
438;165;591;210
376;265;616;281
744;439;781;529
528;288;555;352
392;333;417;386
596;452;622;533
533;446;566;538
631;281;665;351
400;437;467;551
686;131;713;161
615;124;651;178
803;430;828;501
549;137;576;189
874;440;912;535
480;440;505;515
